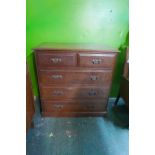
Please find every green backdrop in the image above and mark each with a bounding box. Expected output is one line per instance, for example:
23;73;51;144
26;0;129;97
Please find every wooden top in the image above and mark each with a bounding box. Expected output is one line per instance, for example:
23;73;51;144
33;42;118;52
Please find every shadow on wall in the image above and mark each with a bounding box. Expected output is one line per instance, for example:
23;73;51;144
26;52;40;96
110;32;129;96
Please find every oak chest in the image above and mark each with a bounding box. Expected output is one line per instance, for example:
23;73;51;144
34;43;118;117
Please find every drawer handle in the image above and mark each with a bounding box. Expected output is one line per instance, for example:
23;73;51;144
51;75;63;79
53;90;64;96
88;90;97;96
92;59;102;64
51;58;62;63
90;75;98;81
53;105;63;110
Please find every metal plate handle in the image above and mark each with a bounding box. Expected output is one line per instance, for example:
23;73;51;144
88;90;97;96
51;75;63;79
51;58;62;63
52;90;64;96
92;59;102;64
90;75;98;81
53;105;63;110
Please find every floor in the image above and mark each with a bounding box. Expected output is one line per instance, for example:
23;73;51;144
26;98;129;155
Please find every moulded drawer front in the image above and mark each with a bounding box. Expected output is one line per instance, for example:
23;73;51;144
41;101;107;112
38;69;113;86
36;52;77;67
78;53;116;68
40;86;109;100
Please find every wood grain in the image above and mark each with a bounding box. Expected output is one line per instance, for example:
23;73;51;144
34;43;118;117
38;69;112;86
39;86;110;100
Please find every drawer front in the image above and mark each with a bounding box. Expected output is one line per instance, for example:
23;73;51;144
38;69;112;86
42;111;106;117
36;52;77;68
40;86;109;100
78;53;116;68
41;101;107;112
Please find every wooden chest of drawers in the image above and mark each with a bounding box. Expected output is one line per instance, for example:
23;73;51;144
34;43;118;117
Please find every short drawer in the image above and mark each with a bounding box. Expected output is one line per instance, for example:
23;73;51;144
40;86;109;100
78;53;116;68
38;69;112;86
36;52;77;68
41;101;107;112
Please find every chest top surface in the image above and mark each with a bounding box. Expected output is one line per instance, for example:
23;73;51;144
33;42;118;53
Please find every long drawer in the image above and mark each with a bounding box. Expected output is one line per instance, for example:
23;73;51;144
38;69;112;86
39;86;109;100
42;100;107;112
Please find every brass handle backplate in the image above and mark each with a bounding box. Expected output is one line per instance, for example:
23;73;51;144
51;58;62;63
92;59;102;64
51;75;63;79
52;90;64;96
88;90;97;96
90;75;98;81
53;105;63;110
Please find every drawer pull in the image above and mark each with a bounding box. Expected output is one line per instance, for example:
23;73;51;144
92;59;102;64
88;90;97;96
90;75;98;81
51;58;62;63
51;75;63;79
53;90;64;96
53;105;63;110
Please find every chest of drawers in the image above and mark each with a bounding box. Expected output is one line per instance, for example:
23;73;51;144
34;43;118;117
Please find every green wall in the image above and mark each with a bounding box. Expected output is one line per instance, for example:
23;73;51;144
26;0;129;96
